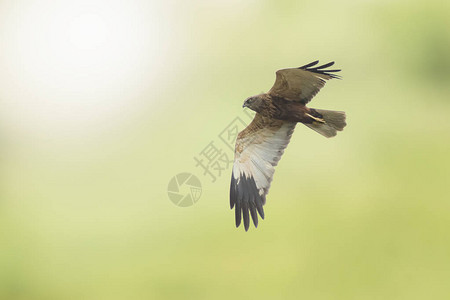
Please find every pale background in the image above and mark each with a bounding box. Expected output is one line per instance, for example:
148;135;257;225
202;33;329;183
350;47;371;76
1;0;450;299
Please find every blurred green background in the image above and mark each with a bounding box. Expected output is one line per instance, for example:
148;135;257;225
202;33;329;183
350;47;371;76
1;0;450;299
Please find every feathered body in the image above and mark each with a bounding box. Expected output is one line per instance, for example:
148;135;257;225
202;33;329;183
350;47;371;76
244;93;326;123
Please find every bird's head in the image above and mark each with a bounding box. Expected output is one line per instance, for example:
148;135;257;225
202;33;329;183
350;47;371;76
242;95;263;112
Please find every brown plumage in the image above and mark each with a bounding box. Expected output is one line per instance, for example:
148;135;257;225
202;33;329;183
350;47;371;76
230;61;347;231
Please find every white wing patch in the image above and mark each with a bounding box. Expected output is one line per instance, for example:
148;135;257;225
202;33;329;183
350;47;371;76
230;118;296;231
233;121;296;189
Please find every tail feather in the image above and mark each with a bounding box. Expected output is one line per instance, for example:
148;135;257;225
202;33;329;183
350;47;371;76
304;109;346;138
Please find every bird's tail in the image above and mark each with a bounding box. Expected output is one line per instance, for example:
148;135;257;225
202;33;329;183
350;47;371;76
304;109;346;138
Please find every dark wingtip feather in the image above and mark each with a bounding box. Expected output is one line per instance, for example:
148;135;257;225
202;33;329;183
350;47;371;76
242;201;250;231
299;60;342;79
249;203;258;228
299;60;319;69
315;61;335;69
256;199;265;220
235;200;241;227
230;175;236;209
231;174;266;231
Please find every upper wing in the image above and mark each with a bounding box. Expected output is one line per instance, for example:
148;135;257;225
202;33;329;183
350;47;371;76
230;113;296;231
268;61;341;104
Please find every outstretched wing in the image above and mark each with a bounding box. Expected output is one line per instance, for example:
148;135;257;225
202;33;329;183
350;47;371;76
230;113;296;231
268;61;341;104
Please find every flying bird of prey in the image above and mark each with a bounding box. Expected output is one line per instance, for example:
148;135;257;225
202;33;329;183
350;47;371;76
230;61;346;231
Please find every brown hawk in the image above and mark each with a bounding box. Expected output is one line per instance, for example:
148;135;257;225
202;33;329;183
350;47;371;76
230;61;346;231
